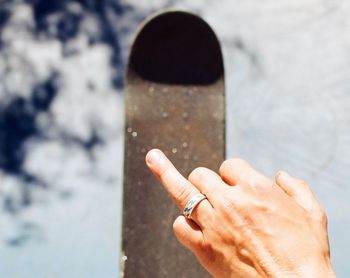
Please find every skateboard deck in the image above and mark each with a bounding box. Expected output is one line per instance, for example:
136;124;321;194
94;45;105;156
122;10;225;277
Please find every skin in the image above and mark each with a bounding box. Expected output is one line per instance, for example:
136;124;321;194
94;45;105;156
145;149;336;278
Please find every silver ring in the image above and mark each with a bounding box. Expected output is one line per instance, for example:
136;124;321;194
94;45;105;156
183;193;207;218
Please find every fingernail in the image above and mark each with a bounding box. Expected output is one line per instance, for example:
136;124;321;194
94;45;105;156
146;149;161;166
276;171;290;180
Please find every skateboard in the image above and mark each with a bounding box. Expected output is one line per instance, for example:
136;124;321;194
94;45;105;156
122;10;225;277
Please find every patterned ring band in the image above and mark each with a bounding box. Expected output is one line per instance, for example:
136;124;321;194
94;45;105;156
183;193;207;218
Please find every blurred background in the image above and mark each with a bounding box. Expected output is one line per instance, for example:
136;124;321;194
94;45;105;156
1;0;350;277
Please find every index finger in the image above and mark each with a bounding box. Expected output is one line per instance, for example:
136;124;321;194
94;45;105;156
146;149;216;226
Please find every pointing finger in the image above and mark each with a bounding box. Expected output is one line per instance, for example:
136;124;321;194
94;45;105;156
145;149;213;222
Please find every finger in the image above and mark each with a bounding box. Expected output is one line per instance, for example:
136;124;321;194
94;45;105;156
188;167;228;206
146;149;196;209
275;171;321;212
146;149;213;222
173;215;203;252
219;158;272;188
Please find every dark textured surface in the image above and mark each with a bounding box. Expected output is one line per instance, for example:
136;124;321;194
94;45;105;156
122;11;225;277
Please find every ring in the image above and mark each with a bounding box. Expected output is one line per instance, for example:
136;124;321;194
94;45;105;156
183;193;207;218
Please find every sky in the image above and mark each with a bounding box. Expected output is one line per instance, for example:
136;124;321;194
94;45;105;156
1;0;350;277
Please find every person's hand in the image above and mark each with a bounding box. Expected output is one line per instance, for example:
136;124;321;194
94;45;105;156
145;149;335;278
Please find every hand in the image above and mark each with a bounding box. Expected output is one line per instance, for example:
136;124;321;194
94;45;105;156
145;149;335;278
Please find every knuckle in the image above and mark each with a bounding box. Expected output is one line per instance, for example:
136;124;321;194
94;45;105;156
220;190;243;211
158;163;171;181
295;178;315;195
219;160;230;172
174;184;193;205
223;187;259;210
231;157;249;165
219;192;255;226
188;167;207;182
220;158;248;171
309;206;328;227
255;201;270;214
221;199;240;215
317;208;328;227
246;175;264;187
297;179;310;189
244;176;270;193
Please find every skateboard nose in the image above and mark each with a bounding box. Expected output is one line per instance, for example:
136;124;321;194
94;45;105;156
128;11;224;85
